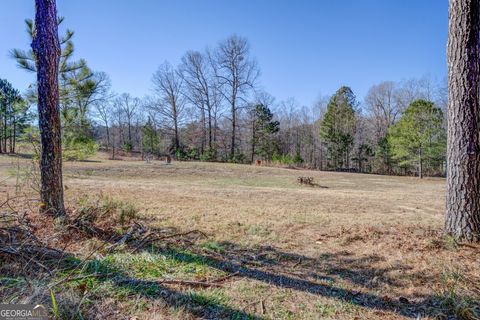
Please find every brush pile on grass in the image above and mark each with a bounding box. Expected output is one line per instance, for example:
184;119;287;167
0;194;140;294
297;176;314;186
0;193;235;319
0;193;140;262
0;205;66;276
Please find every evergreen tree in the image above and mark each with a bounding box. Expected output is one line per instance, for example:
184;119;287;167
388;100;446;178
11;17;91;107
373;137;394;174
320;86;357;169
250;104;280;162
142;117;159;155
0;78;30;153
353;143;373;173
11;16;101;160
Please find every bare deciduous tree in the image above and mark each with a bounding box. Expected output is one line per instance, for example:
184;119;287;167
93;96;115;151
115;93;140;151
180;51;222;155
151;62;186;154
365;81;400;143
214;35;259;159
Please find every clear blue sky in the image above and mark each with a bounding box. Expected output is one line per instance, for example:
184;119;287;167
1;0;447;106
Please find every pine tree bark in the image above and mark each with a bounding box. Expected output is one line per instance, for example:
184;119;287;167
31;0;65;216
3;114;7;153
445;0;480;241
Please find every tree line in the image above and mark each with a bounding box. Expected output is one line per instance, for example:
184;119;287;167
93;40;448;178
5;17;448;178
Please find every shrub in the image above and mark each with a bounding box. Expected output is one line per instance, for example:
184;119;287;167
293;153;304;164
188;148;198;160
272;153;294;165
63;139;98;161
200;148;216;161
121;142;132;152
228;153;247;164
175;148;188;161
271;153;304;166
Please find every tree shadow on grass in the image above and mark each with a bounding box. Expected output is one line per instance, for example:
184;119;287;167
123;234;470;319
77;261;264;319
0;248;263;320
67;224;478;318
2;223;475;319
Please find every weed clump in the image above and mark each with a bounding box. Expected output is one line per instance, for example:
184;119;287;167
75;194;139;228
436;267;480;320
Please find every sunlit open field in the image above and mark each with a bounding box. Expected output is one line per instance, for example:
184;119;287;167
1;153;479;319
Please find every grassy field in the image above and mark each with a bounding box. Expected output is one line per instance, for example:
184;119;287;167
1;153;479;319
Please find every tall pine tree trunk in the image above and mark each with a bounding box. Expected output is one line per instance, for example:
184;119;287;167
10;114;14;153
32;0;65;216
445;0;480;241
12;117;16;154
3;114;7;153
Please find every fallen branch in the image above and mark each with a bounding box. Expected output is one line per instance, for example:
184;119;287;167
130;229;207;253
209;271;240;283
49;273;115;288
292;257;303;268
106;222;145;253
54;271;241;289
153;229;207;241
158;279;224;288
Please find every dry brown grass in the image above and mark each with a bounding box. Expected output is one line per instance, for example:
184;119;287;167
0;152;479;319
